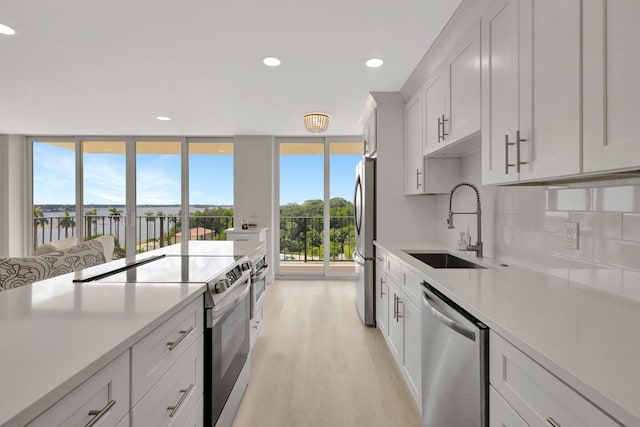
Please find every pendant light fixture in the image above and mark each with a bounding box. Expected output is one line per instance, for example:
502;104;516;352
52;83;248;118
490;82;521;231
304;113;330;133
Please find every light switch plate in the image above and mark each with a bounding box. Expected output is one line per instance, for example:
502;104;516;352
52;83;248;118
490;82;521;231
564;222;579;249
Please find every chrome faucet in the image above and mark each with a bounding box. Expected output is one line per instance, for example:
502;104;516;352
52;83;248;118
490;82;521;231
447;182;483;259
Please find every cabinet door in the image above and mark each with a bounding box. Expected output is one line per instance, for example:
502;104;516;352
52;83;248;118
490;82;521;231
364;109;377;156
402;297;421;410
489;387;528;427
375;262;388;335
423;71;447;155
386;282;404;366
447;25;481;144
481;0;520;184
518;0;581;181
584;0;640;172
404;91;424;194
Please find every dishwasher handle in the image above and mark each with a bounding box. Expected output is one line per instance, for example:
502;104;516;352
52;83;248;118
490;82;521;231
423;292;476;342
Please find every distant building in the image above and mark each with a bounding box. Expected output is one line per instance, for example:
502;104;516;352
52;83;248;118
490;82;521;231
174;227;214;243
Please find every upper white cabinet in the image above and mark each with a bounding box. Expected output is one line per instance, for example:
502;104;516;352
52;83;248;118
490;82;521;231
481;0;581;184
423;71;447;154
405;91;425;195
364;108;377;157
583;0;640;173
404;89;461;196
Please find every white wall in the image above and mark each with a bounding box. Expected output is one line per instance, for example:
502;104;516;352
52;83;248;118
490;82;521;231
0;134;28;257
233;136;275;279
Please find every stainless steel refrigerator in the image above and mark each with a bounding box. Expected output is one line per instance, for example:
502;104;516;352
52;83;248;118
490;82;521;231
353;157;376;326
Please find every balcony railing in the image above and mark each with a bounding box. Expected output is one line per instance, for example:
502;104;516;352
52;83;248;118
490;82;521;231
279;215;355;263
32;215;233;258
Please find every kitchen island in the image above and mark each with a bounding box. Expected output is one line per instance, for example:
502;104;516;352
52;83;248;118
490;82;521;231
0;240;264;427
375;240;640;427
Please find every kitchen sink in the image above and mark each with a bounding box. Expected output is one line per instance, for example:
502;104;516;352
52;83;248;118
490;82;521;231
405;252;487;269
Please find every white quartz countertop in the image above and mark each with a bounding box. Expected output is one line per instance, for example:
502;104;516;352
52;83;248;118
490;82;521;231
375;240;640;427
0;241;264;426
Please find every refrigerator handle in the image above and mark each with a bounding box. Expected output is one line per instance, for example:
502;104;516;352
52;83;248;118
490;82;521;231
352;251;366;266
354;175;362;235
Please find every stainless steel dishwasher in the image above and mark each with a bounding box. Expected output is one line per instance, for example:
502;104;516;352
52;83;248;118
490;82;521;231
421;282;488;427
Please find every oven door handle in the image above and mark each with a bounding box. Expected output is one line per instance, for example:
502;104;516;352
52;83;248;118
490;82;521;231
252;265;269;282
207;279;251;328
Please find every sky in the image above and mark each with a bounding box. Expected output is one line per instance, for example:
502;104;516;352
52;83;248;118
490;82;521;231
33;143;359;207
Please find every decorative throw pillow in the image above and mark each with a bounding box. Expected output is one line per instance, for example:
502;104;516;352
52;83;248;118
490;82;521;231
0;240;106;291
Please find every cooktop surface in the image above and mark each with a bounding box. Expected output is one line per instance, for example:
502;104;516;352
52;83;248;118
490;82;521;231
81;255;239;283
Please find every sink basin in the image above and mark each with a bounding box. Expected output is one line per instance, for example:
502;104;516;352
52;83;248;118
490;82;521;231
406;252;487;269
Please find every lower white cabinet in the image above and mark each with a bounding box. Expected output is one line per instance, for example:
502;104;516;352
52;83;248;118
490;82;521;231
380;255;422;410
132;336;203;427
490;331;619;427
489;386;527;427
27;350;130;427
375;255;388;335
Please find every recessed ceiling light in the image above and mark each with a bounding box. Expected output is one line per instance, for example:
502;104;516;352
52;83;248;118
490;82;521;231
366;58;384;68
156;116;171;121
263;57;281;67
0;23;16;36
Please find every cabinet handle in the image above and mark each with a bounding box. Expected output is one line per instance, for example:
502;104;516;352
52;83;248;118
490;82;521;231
393;294;397;319
167;383;194;417
380;277;386;297
85;399;116;427
441;114;449;140
166;326;194;351
437;116;442;142
505;131;527;174
546;417;561;427
416;169;422;189
396;297;403;322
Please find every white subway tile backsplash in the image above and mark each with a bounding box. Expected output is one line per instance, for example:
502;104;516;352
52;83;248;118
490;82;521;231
622;271;640;303
622;213;640;242
544;211;570;233
568;212;623;240
592;238;640;271
593;185;640;212
546;187;592;211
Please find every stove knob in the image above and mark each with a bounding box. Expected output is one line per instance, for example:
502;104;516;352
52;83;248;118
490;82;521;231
214;280;227;294
241;262;251;271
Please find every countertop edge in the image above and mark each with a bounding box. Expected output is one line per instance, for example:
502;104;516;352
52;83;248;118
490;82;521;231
374;240;640;427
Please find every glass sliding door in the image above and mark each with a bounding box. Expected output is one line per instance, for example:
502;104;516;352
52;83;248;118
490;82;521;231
328;141;362;274
188;140;234;240
81;140;126;258
31;140;76;253
278;141;325;275
136;140;182;253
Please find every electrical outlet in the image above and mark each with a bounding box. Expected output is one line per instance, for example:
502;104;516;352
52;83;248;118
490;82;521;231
564;222;579;249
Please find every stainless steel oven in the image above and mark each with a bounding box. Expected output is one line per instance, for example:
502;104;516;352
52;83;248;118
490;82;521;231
250;255;268;320
204;264;251;427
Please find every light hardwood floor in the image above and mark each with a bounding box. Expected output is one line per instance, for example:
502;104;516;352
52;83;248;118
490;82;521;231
232;280;421;427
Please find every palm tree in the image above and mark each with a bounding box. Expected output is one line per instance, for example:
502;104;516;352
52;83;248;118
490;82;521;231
157;210;165;247
33;206;49;249
108;207;122;242
85;208;97;239
58;210;76;238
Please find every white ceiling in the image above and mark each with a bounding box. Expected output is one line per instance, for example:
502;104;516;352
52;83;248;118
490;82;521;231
0;0;461;136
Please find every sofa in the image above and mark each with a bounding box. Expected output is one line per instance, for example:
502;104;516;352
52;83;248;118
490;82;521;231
0;236;115;291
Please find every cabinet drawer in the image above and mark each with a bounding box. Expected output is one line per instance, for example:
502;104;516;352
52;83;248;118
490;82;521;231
132;297;203;404
402;267;422;306
28;350;129;427
489;386;527;427
490;332;619;427
386;254;402;285
132;336;203;427
182;397;203;427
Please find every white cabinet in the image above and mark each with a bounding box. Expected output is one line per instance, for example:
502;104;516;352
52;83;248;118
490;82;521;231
481;0;581;184
131;336;203;427
490;331;620;427
375;254;388;335
364;107;377;157
27;350;130;427
405;91;425;195
131;298;203;404
386;279;404;365
401;295;421;408
225;227;267;242
489;386;528;427
424;26;481;156
583;0;640;173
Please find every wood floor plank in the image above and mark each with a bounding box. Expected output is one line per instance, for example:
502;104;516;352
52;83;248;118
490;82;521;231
232;280;421;427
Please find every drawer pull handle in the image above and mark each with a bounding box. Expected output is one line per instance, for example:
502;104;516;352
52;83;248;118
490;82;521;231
546;417;561;427
166;326;194;351
85;399;116;427
167;384;194;417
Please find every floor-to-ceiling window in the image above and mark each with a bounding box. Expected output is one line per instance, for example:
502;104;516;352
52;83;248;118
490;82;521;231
29;137;233;256
31;140;76;252
277;137;361;277
188;139;234;240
